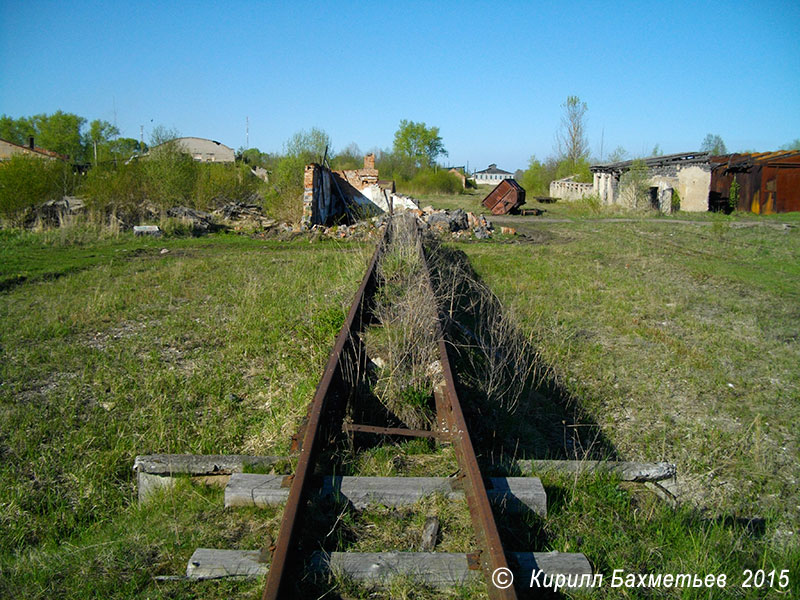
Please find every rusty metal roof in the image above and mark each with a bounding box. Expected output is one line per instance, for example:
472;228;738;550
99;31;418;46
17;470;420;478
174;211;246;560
711;150;800;172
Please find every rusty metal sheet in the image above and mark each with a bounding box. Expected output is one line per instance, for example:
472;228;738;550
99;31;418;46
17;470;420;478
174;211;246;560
482;179;526;215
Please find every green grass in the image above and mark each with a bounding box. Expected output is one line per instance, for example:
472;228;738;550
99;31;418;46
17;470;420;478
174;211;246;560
3;218;799;599
0;229;370;599
453;219;800;597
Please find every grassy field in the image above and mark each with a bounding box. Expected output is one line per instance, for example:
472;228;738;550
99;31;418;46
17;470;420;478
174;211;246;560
0;230;370;599
2;210;799;598
451;216;800;597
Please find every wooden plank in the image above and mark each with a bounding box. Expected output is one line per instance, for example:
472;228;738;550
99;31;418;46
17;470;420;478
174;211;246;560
184;549;592;588
515;459;676;482
225;473;546;516
133;454;284;476
314;551;593;588
186;548;267;579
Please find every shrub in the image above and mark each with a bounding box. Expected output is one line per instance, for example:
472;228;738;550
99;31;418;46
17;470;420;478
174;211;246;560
142;142;198;209
618;159;651;209
0;155;75;226
195;162;260;209
81;161;147;220
396;169;463;196
262;154;305;222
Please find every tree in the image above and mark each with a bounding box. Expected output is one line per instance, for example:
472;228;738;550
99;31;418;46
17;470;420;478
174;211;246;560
85;119;120;164
0;114;33;145
149;124;180;147
392;120;447;168
607;146;628;163
285;127;330;161
555;96;589;170
29;111;86;161
520;156;555;196
700;133;727;155
651;143;662;157
781;139;800;151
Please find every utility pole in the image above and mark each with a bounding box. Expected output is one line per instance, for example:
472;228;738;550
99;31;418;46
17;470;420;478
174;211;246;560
246;116;249;150
140;125;144;149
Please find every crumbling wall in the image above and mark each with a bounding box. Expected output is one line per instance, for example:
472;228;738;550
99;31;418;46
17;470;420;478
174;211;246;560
550;176;594;201
302;154;418;226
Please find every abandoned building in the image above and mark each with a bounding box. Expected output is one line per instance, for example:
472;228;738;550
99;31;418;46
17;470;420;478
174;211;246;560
150;137;235;163
302;154;418;226
0;137;68;161
482;178;526;215
709;151;800;214
586;152;713;213
473;163;514;185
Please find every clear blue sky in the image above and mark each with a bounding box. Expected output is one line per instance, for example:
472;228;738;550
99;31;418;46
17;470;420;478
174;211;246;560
1;0;799;172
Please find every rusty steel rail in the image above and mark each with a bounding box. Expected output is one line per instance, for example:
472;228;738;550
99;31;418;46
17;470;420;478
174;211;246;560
262;217;520;599
261;227;385;600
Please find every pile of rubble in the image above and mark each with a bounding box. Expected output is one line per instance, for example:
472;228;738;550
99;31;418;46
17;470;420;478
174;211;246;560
414;206;496;239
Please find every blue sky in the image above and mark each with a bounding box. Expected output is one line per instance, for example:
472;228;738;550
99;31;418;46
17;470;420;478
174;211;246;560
1;0;799;172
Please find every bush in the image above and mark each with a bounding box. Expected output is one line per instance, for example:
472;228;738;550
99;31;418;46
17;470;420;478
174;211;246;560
396;169;463;196
195;163;260;208
81;161;147;220
0;155;76;226
142;142;197;209
262;154;306;222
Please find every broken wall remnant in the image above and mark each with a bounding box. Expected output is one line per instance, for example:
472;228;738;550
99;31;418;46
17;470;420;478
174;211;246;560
591;152;711;213
302;154;418;226
549;176;593;201
482;178;526;215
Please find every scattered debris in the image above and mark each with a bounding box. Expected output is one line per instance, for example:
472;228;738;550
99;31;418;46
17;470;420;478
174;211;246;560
133;225;162;237
159;248;169;254
166;206;216;233
26;196;86;227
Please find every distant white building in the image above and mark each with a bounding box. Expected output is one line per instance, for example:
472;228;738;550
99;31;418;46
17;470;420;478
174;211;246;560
472;163;514;185
151;137;235;163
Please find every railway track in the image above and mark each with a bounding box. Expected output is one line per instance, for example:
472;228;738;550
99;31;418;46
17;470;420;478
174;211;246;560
143;214;596;597
257;214;590;598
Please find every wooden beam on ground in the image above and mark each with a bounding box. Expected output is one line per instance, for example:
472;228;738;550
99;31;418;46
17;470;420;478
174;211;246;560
133;454;286;502
515;460;676;482
186;548;267;579
224;473;547;516
183;549;592;590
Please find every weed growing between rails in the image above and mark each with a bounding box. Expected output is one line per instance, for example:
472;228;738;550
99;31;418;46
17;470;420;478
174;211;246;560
363;214;440;429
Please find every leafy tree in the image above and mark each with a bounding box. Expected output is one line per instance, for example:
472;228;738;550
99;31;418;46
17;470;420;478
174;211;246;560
392;120;447;168
555;96;589;171
285;127;330;161
85;119;120;164
330;142;363;170
701;133;727;155
520;156;554;196
109;137;146;159
31;111;86;161
651;143;662;157
0;114;34;145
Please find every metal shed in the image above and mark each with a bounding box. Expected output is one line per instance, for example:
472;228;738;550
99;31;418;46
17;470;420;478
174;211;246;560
481;179;526;215
709;151;800;214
